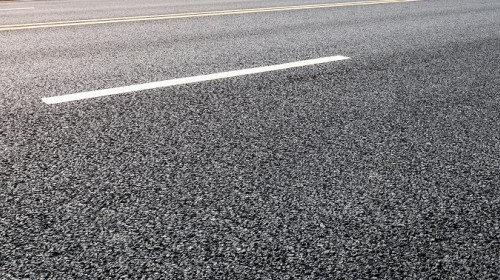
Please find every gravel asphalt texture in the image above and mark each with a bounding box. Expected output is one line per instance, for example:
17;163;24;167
1;0;500;278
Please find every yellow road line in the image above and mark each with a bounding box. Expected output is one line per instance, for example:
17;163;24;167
0;0;420;31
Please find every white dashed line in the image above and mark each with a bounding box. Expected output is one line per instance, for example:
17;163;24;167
42;55;350;104
0;7;34;11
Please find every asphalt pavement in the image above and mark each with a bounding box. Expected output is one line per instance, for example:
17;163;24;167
1;0;499;278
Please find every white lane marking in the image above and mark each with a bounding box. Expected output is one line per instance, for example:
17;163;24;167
42;55;350;104
0;7;35;11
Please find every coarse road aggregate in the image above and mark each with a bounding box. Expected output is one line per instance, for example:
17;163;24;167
1;0;499;278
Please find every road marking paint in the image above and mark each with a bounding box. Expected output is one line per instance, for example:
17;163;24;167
1;0;420;31
0;7;34;11
42;55;350;104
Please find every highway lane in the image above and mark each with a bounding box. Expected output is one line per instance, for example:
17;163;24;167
1;0;500;278
0;0;418;25
0;0;421;31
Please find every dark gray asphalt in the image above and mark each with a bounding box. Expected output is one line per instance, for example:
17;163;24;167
1;0;500;278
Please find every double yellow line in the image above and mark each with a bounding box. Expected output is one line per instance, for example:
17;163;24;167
0;0;420;32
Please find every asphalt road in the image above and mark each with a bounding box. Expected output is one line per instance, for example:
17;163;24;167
1;0;499;278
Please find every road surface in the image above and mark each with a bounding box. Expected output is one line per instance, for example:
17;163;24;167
1;0;499;278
